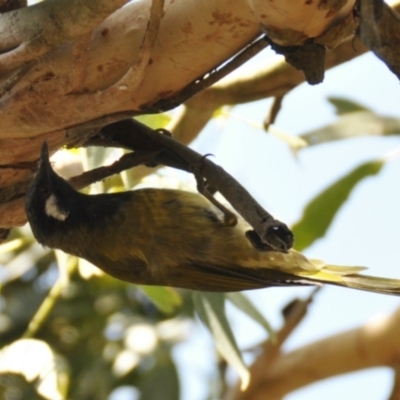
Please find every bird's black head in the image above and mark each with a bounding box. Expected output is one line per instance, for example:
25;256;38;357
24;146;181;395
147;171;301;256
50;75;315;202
25;142;79;245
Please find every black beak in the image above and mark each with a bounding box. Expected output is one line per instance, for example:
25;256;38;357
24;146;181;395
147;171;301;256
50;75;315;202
38;141;53;177
40;141;50;162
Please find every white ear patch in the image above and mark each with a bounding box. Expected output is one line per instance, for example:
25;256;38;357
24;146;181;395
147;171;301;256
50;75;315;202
45;194;69;221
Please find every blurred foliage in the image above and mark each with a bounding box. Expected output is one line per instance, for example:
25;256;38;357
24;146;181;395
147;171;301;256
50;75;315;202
298;97;400;148
0;227;192;399
0;98;397;399
193;292;249;390
266;97;400;154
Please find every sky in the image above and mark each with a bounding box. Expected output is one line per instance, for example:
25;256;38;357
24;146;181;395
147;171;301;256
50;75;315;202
172;48;400;400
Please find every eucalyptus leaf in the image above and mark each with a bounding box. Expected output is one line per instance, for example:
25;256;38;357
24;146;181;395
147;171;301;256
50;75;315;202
268;125;308;152
0;238;24;255
213;105;232;119
139;350;180;400
139;285;183;314
0;238;26;265
83;147;105;169
328;97;370;115
292;160;384;250
225;292;275;340
82;147;109;193
193;292;250;390
135;114;171;129
300;111;400;147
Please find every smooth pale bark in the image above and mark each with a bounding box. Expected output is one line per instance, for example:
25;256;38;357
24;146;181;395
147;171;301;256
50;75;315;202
229;307;400;400
0;0;357;140
0;0;374;229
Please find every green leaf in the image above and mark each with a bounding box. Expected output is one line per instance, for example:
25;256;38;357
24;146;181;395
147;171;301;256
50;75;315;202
139;285;182;314
139;350;180;400
300;111;400;147
268;125;308;153
135;114;171;129
82;147;111;193
0;238;24;255
193;292;250;390
83;146;110;169
292;160;384;251
212;105;232;119
23;252;77;339
225;292;276;340
328;97;370;115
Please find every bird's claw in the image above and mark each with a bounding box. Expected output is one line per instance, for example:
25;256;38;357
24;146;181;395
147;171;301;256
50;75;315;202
191;155;238;227
246;223;294;253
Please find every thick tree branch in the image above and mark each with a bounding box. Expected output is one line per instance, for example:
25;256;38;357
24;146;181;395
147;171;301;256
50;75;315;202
225;287;321;400
110;0;165;94
230;306;400;400
89;0;165;102
0;0;128;76
0;0;365;143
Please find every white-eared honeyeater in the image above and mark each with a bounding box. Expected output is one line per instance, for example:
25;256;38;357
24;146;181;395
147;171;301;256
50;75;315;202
25;142;400;294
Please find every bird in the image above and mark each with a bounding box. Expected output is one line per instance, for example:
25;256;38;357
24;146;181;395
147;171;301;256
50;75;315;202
25;142;400;295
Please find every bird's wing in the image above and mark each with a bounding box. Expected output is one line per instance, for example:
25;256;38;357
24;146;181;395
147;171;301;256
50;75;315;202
180;260;400;295
177;262;315;292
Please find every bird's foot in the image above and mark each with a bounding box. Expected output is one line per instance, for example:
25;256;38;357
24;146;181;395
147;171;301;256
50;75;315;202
191;155;238;227
246;222;294;253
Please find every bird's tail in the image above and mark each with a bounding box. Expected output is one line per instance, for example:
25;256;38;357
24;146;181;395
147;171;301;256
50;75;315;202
298;264;400;295
254;249;400;295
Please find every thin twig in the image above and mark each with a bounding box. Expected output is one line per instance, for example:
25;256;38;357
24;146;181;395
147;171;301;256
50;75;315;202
82;119;293;252
67;150;162;189
263;95;284;130
142;36;270;112
22;253;77;338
